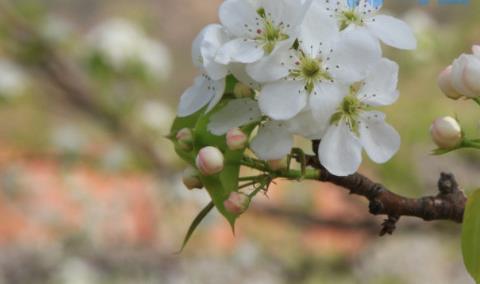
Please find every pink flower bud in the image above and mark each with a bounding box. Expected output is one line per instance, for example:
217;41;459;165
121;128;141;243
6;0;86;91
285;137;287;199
438;66;463;100
233;83;254;98
226;128;248;150
451;54;480;98
430;116;462;149
267;159;287;171
196;146;224;176
182;166;203;190
223;192;250;215
176;128;193;151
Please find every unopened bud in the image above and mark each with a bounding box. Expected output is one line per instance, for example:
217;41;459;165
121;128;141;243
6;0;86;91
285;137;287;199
182;166;203;190
176;128;193;151
226;128;248;150
267;158;287;171
195;146;224;176
451;54;480;98
438;66;463;100
233;83;254;98
224;192;250;215
430;116;462;149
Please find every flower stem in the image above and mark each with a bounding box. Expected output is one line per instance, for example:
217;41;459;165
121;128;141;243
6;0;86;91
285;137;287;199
240;156;320;180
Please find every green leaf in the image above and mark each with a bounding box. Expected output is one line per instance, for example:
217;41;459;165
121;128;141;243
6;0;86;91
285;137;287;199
170;112;202;165
193;99;256;230
462;188;480;283
178;201;214;252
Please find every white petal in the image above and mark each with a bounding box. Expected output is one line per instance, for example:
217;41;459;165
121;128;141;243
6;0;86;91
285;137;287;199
258;80;308;120
260;0;307;37
191;28;205;69
208;98;263;135
200;25;230;80
286;109;325;140
216;38;264;64
328;28;382;84
319;121;363;176
229;63;261;90
309;82;347;126
359;111;400;163
250;121;293;160
300;0;339;57
219;0;257;38
246;41;294;82
178;75;217;117
358;58;399;106
366;15;417;50
205;78;227;113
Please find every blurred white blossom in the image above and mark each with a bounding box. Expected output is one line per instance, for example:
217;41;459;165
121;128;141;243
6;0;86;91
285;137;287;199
86;18;172;80
42;16;74;43
0;59;28;97
139;100;174;134
51;124;87;153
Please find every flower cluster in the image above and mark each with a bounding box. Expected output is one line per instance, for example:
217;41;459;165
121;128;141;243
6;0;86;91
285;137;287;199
176;0;416;177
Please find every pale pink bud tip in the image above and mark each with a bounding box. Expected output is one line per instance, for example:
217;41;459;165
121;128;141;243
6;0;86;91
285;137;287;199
430;116;462;149
182;167;203;190
176;128;193;151
195;146;224;176
438;66;463;100
224;192;250;215
226;128;248;150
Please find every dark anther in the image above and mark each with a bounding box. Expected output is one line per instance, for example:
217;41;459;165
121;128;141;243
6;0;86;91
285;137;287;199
437;172;458;195
369;199;384;215
380;215;400;236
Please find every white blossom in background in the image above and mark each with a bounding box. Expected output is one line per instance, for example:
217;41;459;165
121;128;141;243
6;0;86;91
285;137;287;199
177;24;230;117
320;0;417;50
42;15;74;43
0;59;28;97
314;59;401;176
139;100;174;134
51;124;87;153
86;18;172;80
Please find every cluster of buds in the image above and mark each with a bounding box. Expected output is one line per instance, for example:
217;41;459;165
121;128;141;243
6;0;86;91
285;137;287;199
438;45;480;99
430;116;462;149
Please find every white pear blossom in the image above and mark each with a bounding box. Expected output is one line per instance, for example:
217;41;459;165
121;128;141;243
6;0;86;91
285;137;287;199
216;0;310;65
248;1;381;120
319;0;417;50
314;58;401;176
86;18;172;79
178;24;230;117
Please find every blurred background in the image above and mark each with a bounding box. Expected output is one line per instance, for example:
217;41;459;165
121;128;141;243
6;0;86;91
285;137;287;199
0;0;478;283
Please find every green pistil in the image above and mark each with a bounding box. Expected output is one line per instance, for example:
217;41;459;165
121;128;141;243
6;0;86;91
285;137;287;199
256;7;289;54
330;95;364;135
339;10;362;30
289;55;330;94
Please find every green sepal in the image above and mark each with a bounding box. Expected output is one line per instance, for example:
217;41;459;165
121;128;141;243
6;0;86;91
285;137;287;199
193;99;256;230
177;201;214;253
